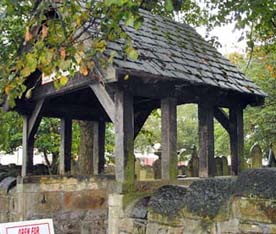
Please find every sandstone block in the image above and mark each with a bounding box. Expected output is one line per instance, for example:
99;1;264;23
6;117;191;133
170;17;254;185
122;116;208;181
233;197;276;224
64;190;106;210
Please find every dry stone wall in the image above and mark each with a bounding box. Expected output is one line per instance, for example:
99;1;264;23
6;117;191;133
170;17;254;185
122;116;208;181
116;169;276;234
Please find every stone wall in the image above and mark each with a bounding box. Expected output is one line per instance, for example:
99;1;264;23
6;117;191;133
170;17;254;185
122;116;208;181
0;175;116;234
115;169;276;234
2;169;276;234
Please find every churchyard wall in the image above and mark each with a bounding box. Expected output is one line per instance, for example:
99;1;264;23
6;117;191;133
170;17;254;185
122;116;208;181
114;169;276;234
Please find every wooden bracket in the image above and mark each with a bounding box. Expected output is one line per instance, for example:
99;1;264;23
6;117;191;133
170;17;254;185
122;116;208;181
214;107;230;133
134;109;153;139
27;99;45;140
89;83;115;123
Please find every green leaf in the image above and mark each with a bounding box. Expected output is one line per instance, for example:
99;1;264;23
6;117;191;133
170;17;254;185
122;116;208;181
165;0;174;11
124;74;129;80
39;49;53;66
104;0;127;6
20;66;31;78
20;52;38;77
104;0;119;6
134;17;144;30
108;51;117;64
59;59;72;70
126;46;139;60
95;40;107;53
59;76;69;86
125;13;135;27
25;88;33;99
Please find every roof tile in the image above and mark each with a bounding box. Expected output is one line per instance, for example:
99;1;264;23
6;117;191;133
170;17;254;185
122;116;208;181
103;9;265;98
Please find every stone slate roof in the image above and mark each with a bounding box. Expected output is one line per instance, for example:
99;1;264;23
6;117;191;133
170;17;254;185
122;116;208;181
97;10;265;97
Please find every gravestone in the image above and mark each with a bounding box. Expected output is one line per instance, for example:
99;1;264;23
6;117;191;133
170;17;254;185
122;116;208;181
186;162;192;177
178;165;185;176
135;158;141;180
33;164;49;175
105;164;115;174
250;143;262;168
153;158;161;179
144;165;154;179
140;168;146;180
215;157;223;176
221;156;229;175
187;145;199;177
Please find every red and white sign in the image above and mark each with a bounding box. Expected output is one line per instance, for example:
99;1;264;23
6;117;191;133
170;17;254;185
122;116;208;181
0;219;54;234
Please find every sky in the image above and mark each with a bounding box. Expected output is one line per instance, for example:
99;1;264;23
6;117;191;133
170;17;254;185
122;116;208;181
196;23;247;55
183;0;248;56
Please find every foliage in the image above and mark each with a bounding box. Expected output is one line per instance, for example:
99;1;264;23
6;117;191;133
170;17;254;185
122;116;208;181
0;0;187;106
214;119;229;156
225;50;276;158
35;118;60;157
135;109;161;152
135;105;199;153
202;0;276;52
0;109;22;153
177;104;198;151
243;51;276;156
105;122;115;156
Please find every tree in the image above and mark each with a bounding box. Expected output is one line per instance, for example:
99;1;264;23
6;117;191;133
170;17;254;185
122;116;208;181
0;110;22;153
242;51;276;155
0;0;192;106
202;0;276;54
225;50;276;158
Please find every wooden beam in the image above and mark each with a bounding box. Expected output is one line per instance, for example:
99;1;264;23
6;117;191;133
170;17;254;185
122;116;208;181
15;103;111;122
114;88;135;184
93;121;106;175
134;109;153;139
28;99;45;140
59;118;72;175
22;116;34;177
135;99;160;113
198;102;215;177
31;73;97;101
43;103;111;122
229;105;244;175
214;107;230;133
90;83;115;123
161;97;177;180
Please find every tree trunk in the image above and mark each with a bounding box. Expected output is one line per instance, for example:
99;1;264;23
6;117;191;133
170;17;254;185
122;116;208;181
78;121;94;175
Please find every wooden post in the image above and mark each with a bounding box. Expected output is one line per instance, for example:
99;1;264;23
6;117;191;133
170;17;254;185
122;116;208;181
161;97;177;180
114;88;134;184
59;118;72;175
22;101;45;177
22;116;34;177
198;103;215;177
93;121;106;175
229;105;244;175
